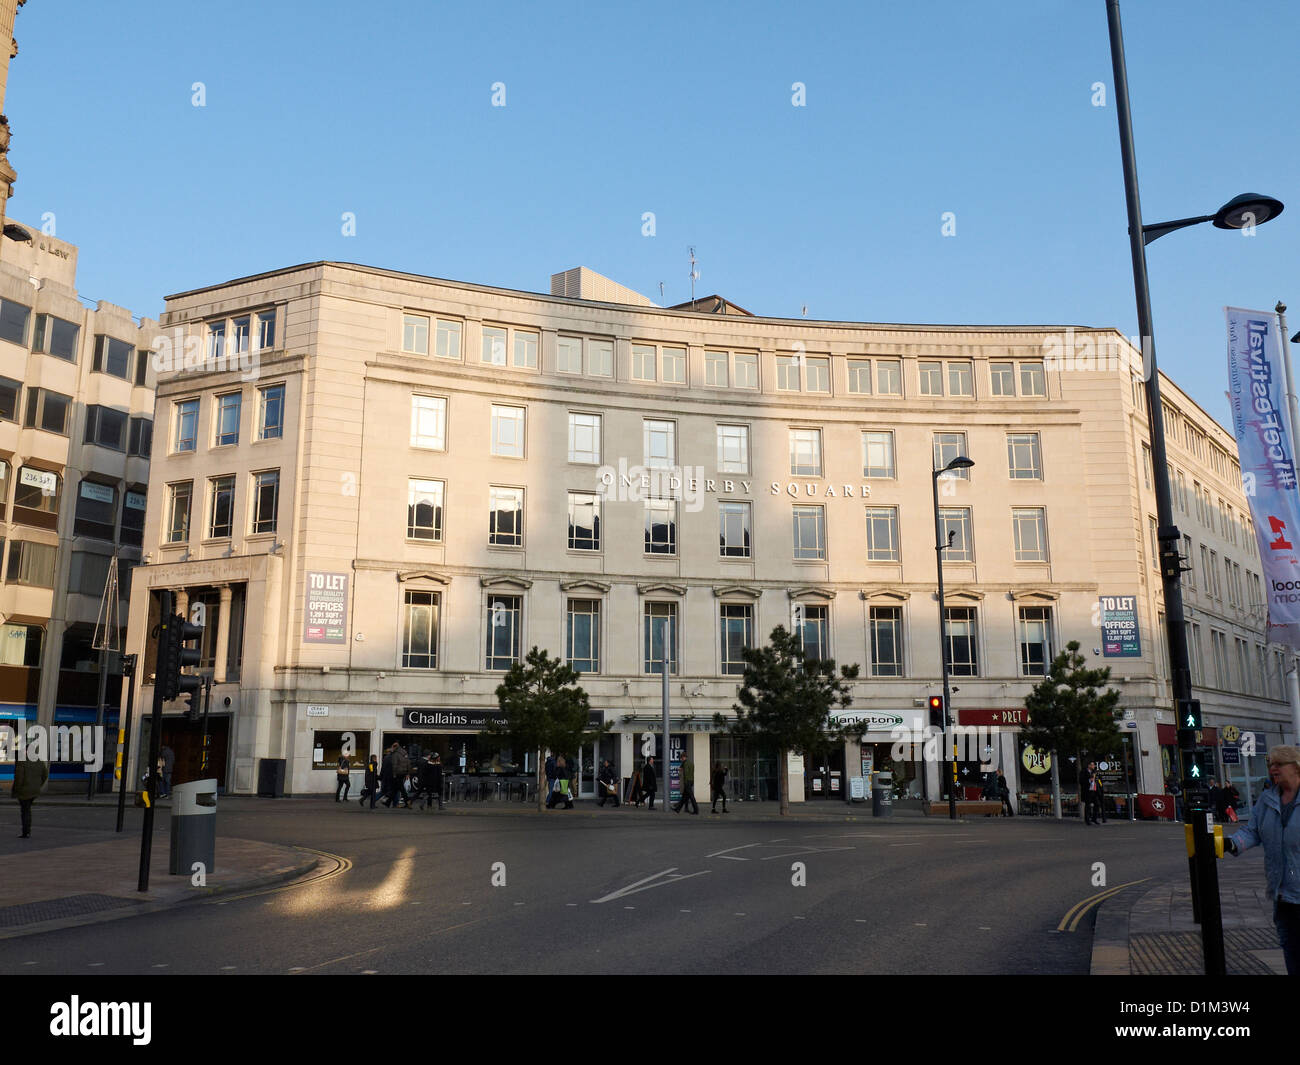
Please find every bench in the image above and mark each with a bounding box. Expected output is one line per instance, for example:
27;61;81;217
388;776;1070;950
925;800;1003;817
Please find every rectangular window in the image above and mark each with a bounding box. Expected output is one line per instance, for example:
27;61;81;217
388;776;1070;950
734;353;758;389
166;482;192;544
797;604;829;662
720;604;754;675
947;361;973;396
990;362;1015;396
410;394;446;450
258;384;285;440
567;492;601;551
705;350;728;387
645;498;677;555
556;335;583;374
122;493;145;548
214;392;241;446
862;431;895;478
407;479;445;541
1018;606;1053;676
870;606;904;677
5;541;57;587
945;607;979;676
490;404;525;457
644;602;678;674
933;432;970;478
402;590;440;669
14;466;60;519
792;505;826;560
481;325;507;366
208;476;235;539
251;470;279;534
806;357;830;393
0;375;20;421
719;501;752;558
1019;362;1046;396
644;419;675;468
661;346;686;384
0;297;32;346
485;595;522;670
919;361;943;396
847;359;872;394
1012;507;1048;562
402;314;429;355
789;428;822;476
174;399;199;452
33;313;79;361
717;424;749;474
93;337;132;379
73;481;117;540
23;389;71;434
205;321;226;362
568;412;601;464
514;330;538;369
566;599;601;672
939;507;973;562
83;405;128;451
256;309;276;351
1007;433;1042;479
434;319;461;358
128;417;153;458
877;360;902;395
865;506;900;562
488;486;524;547
232;316;250;355
776;355;800;391
632;344;656;381
588;339;613;377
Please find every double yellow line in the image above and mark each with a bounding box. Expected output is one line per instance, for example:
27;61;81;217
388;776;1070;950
1057;877;1151;932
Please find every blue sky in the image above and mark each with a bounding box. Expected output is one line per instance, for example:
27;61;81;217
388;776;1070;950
8;0;1296;427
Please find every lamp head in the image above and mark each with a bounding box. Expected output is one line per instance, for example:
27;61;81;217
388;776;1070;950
944;456;975;473
1212;193;1284;230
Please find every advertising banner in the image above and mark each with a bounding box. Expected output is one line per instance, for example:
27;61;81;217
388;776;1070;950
1098;595;1141;657
303;571;348;643
1226;307;1300;645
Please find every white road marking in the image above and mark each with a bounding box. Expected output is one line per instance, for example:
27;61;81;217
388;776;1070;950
151;964;168;969
793;916;805;920
914;923;927;927
979;926;992;930
890;843;922;848
759;846;854;861
707;843;765;859
220;966;237;971
734;913;747;917
566;903;578;907
513;902;525;906
590;867;711;903
362;969;379;974
88;962;104;967
288;966;307;972
855;919;867;923
679;909;691;913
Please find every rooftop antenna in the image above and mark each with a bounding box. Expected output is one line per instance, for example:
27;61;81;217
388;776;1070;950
658;281;665;306
688;246;699;310
802;305;808;318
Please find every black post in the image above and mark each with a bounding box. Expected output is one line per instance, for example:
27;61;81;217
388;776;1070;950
138;591;172;893
932;468;957;821
200;674;213;776
115;654;137;833
1105;0;1224;975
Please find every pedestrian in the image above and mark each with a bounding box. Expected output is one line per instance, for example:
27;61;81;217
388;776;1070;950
544;752;558;807
419;753;444;811
598;759;620;807
12;755;48;839
674;755;698;814
997;768;1015;817
1167;776;1183;822
629;767;644;807
380;743;396;807
1207;777;1222;823
547;755;574;809
1225;745;1300;975
336;752;352;802
642;756;658;810
360;754;380;809
159;744;175;798
1221;779;1241;822
711;762;729;813
392;744;412;808
1082;761;1103;825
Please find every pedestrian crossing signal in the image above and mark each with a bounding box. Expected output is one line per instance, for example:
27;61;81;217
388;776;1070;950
1177;698;1202;730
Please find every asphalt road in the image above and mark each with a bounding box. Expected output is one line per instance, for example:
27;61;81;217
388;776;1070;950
0;800;1193;975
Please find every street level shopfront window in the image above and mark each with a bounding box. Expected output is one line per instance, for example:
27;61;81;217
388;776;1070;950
311;730;371;772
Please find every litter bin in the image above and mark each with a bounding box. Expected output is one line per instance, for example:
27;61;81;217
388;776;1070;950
871;771;893;818
169;777;217;875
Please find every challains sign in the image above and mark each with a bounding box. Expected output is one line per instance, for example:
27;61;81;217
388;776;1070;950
403;708;604;730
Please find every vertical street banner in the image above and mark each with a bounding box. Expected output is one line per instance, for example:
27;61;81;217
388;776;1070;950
1098;595;1141;657
1226;307;1300;646
303;571;349;643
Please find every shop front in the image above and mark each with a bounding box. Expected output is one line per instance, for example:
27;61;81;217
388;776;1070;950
836;708;925;801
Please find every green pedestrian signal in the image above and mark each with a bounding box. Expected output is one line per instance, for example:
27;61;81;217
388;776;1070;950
1177;698;1202;730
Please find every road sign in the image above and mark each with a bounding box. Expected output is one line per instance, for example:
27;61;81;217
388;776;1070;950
1221;746;1240;765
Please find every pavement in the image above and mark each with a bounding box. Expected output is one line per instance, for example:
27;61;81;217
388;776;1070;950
1091;829;1286;975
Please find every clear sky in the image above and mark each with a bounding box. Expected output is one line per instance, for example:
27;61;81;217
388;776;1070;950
8;0;1295;428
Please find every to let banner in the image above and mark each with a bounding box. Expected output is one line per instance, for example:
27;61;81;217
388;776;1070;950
1226;307;1300;644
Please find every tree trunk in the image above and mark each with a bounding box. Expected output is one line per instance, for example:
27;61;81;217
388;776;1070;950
779;749;790;816
1050;752;1062;819
536;748;545;813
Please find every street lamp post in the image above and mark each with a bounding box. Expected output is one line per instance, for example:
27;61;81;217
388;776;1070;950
1104;0;1284;976
933;455;974;822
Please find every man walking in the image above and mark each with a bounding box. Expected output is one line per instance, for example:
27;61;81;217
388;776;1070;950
674;755;698;814
419;753;444;811
642;756;658;811
12;754;48;839
711;762;729;814
1082;761;1104;825
336;752;352;802
597;759;620;807
159;744;175;798
996;769;1014;817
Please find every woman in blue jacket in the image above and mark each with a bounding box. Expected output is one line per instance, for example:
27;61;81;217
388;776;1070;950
1226;744;1300;975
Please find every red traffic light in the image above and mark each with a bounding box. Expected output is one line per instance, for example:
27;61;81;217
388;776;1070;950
928;694;945;729
928;696;943;711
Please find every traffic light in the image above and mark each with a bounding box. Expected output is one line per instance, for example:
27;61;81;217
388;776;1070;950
1178;699;1203;730
928;695;945;730
1183;748;1213;785
160;611;204;716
